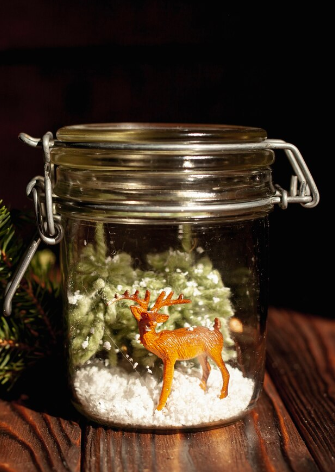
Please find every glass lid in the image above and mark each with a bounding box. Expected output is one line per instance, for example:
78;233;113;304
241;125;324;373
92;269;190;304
56;123;267;144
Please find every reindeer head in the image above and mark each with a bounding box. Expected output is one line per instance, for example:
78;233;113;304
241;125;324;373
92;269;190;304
138;311;169;329
110;289;191;325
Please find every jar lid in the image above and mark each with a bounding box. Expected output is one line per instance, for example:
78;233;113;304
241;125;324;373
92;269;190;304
50;122;273;171
17;124;319;219
49;122;275;221
56;123;267;145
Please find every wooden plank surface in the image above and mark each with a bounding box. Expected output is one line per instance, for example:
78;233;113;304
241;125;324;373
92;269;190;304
0;399;81;472
266;308;335;472
0;308;334;472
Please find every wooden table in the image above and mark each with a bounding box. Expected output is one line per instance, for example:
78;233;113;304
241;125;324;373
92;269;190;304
1;307;334;472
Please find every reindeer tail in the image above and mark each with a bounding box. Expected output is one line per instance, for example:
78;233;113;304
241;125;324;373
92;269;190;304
214;317;221;330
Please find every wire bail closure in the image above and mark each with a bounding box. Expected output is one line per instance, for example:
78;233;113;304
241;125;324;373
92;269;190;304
3;133;64;316
18;132;320;210
26;132;64;245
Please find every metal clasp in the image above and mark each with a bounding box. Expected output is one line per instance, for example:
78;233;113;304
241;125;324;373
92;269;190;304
266;139;319;209
3;132;64;316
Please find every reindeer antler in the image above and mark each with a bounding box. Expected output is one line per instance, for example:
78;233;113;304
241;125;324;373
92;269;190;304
109;289;151;310
150;291;191;312
109;289;191;312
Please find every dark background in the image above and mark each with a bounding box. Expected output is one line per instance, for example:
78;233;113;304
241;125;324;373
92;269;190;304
0;3;330;317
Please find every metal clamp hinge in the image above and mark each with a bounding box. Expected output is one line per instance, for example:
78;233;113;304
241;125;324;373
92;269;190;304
3;132;64;316
266;139;319;209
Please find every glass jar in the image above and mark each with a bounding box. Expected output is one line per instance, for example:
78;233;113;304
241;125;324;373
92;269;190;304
4;123;319;431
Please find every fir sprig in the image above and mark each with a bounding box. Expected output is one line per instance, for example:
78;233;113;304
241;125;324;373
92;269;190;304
0;201;62;391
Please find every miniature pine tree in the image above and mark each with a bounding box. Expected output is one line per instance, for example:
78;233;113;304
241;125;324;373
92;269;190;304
67;223;236;376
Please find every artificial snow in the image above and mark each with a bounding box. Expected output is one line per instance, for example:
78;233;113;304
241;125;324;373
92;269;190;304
73;362;254;428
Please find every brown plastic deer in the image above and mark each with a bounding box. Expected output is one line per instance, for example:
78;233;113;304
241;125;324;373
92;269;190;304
111;289;230;410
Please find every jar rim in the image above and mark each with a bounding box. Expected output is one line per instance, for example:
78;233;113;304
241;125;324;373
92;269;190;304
56;122;267;144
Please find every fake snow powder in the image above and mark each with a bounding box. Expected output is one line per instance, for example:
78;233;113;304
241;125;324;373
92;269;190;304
73;362;254;428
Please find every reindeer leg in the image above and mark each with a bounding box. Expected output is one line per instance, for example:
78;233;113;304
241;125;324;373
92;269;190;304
156;359;175;411
210;352;230;399
198;354;211;392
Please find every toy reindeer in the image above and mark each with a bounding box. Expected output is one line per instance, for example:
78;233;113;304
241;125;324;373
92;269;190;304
111;289;230;410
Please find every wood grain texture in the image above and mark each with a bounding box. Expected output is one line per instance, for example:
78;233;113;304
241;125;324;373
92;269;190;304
244;374;320;472
0;399;81;472
266;308;335;472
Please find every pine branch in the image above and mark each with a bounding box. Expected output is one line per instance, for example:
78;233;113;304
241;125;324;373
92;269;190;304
0;201;62;391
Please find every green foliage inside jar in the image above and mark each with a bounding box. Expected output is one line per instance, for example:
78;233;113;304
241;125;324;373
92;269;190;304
67;223;236;378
